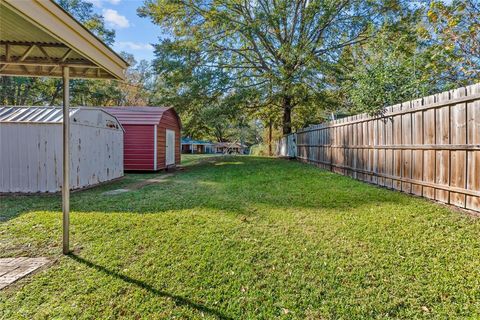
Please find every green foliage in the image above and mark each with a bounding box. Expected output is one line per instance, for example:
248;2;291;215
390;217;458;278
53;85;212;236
332;0;480;116
2;0;479;132
425;0;480;81
2;156;480;318
180;103;262;145
56;0;115;45
140;0;388;134
339;15;430;115
142;0;480;127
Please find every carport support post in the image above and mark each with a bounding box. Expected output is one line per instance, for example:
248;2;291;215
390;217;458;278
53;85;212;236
62;66;70;255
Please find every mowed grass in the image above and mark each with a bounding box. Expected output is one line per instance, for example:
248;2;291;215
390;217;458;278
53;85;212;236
1;155;480;319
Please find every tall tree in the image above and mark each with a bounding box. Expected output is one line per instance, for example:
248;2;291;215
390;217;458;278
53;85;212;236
335;0;480;115
140;0;393;134
338;9;431;115
426;0;480;82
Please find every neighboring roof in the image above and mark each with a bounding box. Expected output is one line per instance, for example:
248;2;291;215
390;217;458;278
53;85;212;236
215;142;247;148
0;0;128;80
104;107;179;126
0;106;123;132
181;138;214;145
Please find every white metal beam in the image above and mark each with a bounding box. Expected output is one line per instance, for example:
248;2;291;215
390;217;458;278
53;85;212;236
62;66;70;255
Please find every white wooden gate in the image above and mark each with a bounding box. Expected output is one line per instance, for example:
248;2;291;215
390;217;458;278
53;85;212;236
166;129;175;166
276;133;297;158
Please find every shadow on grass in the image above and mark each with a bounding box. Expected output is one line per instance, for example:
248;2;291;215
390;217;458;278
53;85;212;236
0;156;232;223
1;156;409;224
0;194;59;224
68;254;233;320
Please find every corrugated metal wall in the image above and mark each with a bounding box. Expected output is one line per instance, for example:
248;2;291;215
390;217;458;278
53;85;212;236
70;123;123;190
123;124;155;171
0;123;62;192
0;109;123;193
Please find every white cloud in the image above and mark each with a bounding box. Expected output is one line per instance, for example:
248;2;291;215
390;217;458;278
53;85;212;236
103;9;130;28
116;41;154;51
89;0;120;7
89;0;103;7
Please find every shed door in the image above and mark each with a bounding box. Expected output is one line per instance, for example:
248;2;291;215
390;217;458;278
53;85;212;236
166;129;175;166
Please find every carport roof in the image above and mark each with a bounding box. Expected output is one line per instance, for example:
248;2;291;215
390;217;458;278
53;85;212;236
0;0;128;80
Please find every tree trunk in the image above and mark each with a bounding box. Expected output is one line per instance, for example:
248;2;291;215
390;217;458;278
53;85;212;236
268;119;273;156
282;95;293;135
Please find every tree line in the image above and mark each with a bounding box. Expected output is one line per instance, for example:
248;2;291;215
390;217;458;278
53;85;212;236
1;0;479;151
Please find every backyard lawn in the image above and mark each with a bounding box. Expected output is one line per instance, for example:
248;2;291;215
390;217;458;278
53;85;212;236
1;155;480;319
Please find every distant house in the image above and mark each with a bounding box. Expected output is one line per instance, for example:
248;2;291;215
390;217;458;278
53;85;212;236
181;138;215;154
214;142;247;154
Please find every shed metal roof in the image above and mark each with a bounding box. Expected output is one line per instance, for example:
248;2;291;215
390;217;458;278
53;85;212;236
0;106;79;122
103;107;173;125
0;106;122;128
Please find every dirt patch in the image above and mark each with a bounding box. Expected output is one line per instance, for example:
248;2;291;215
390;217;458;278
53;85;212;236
102;173;174;195
126;174;174;190
102;189;130;196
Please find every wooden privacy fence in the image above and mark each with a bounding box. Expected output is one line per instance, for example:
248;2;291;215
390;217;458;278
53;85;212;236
281;84;480;213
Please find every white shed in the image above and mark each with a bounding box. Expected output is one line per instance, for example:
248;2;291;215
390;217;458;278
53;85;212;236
0;107;124;193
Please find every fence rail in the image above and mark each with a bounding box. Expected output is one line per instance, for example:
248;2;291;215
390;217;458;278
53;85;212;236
278;84;480;213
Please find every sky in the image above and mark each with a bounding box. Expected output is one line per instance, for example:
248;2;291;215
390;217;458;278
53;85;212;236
89;0;455;64
87;0;451;61
88;0;162;62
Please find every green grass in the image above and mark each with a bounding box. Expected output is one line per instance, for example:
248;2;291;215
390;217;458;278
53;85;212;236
180;153;224;165
1;156;479;319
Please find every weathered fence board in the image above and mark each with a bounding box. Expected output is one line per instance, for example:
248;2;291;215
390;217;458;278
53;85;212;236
282;84;480;213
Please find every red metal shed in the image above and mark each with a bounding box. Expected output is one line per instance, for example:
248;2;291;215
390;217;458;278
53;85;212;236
104;107;181;171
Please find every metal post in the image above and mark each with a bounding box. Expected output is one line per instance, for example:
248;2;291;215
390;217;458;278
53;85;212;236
62;66;70;255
